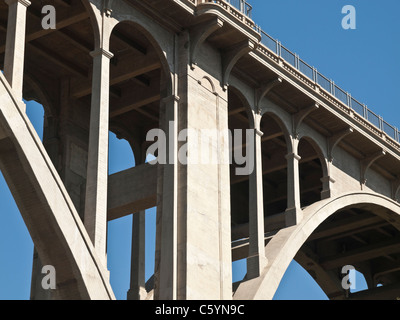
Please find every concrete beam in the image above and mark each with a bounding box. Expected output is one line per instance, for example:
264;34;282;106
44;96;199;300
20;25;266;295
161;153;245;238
320;236;400;270
293;102;319;134
360;149;386;185
189;17;223;68
347;282;400;300
0;10;89;54
222;39;255;88
107;163;158;220
71;52;161;98
256;77;282;113
328;127;354;161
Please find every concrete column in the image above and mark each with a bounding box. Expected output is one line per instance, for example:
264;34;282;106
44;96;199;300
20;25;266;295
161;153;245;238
3;0;31;104
247;114;267;278
154;31;232;301
155;94;179;300
285;149;303;226
84;47;113;265
128;150;147;300
127;210;147;300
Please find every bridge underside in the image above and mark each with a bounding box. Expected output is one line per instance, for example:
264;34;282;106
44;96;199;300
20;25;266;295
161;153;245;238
297;204;400;300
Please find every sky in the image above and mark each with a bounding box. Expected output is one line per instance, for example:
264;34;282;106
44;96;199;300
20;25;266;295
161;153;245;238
1;0;400;300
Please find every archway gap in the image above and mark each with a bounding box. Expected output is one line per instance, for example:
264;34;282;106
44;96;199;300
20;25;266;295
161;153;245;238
107;1;175;95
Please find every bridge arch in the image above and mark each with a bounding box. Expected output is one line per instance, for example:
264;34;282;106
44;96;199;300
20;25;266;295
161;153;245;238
297;135;330;208
261;111;291;153
228;85;254;129
107;1;175;93
233;192;400;300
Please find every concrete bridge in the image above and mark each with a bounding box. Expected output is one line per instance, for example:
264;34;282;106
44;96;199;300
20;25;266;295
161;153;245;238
1;0;400;300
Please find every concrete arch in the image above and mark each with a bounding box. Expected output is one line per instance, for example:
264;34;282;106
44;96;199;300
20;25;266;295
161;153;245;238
107;2;175;95
261;110;292;153
298;135;329;178
297;125;328;159
233;192;400;300
228;85;254;129
82;0;101;49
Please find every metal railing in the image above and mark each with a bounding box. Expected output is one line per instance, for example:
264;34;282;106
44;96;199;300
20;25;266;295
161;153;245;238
204;0;252;18
226;0;252;17
256;28;399;143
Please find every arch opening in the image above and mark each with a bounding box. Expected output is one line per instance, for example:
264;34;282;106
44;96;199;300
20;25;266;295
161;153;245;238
260;113;289;217
298;137;324;208
228;87;252;284
106;19;171;300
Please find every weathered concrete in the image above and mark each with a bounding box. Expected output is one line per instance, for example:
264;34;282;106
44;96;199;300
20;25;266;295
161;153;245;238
1;0;400;300
233;192;400;300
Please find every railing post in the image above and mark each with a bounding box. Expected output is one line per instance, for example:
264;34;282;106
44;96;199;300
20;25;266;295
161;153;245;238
347;93;351;107
84;46;113;267
312;68;317;83
379;116;383;131
295;54;299;70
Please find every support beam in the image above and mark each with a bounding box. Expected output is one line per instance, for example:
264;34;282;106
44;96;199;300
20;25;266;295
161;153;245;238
307;215;384;241
222;39;255;88
320;236;400;270
0;11;89;55
113;30;147;55
71;53;161;98
27;42;88;78
107;163;158;220
189;17;223;68
127;153;147;300
328;127;354;161
84;47;113;266
360;149;386;186
3;0;31;103
347;282;400;300
247;116;267;278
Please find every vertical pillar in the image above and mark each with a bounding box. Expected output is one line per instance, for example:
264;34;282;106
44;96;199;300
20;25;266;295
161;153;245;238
155;31;232;300
30;112;59;300
128;149;147;300
3;0;31;104
155;94;179;300
84;47;113;265
127;210;147;300
285;138;302;226
247;113;267;278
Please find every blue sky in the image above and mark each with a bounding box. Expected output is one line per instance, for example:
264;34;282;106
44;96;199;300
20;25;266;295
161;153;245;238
1;0;400;300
